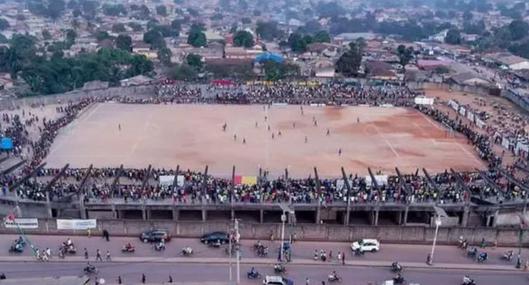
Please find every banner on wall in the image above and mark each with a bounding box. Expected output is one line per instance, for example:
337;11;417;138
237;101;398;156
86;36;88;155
4;218;38;229
159;175;184;187
57;219;97;230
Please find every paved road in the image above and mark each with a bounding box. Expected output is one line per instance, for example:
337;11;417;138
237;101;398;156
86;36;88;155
1;261;528;285
1;234;525;267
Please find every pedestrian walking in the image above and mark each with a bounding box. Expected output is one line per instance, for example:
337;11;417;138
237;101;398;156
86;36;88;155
84;248;88;259
106;250;111;261
243;138;246;144
96;249;103;262
169;275;173;283
118;276;122;284
233;134;237;141
338;148;342;156
305;277;310;285
255;121;258;128
278;131;282;137
118;124;121;131
103;229;110;241
329;250;332;261
326;129;330;136
142;274;146;284
305;136;308;143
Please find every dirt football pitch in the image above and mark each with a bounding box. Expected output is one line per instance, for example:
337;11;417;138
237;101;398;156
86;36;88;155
44;103;485;178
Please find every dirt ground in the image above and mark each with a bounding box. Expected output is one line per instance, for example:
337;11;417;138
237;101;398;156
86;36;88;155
44;103;485;178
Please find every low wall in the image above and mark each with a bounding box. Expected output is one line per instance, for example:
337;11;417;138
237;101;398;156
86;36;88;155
1;219;528;246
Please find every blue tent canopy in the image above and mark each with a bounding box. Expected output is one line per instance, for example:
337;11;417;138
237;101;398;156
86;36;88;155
0;137;13;150
255;52;284;64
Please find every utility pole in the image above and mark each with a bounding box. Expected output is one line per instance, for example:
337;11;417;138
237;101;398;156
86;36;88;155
228;225;233;282
235;219;241;284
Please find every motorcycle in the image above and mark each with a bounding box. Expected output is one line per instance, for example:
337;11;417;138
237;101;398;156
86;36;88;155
328;274;341;282
181;247;193;256
462;277;476;285
391;262;403;273
502;250;513;261
477;252;488;263
393;274;405;285
247;271;261;279
83;265;98;274
467;248;477;258
273;263;286;273
154;242;166;251
121;245;135;253
256;246;268;257
9;242;24;253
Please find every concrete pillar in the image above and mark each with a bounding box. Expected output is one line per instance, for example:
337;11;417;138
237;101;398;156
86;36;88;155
396;211;403;225
231;209;235;220
403;207;409;226
202;209;207;221
373;209;379;226
141;207;147;220
111;204;117;219
172;209;179;221
146;209;151;220
315;206;321;224
45;192;53;218
259;209;264;224
461;206;470;227
79;194;87;219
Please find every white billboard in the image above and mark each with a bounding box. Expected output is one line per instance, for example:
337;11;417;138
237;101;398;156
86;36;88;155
4;218;39;229
57;219;97;230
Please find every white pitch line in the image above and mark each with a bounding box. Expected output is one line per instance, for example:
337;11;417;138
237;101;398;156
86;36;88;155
371;124;400;158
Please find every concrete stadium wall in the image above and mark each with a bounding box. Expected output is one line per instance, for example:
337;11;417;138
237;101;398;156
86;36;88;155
1;219;528;246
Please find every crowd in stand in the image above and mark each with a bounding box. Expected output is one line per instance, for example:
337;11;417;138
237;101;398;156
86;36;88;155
1;82;528;205
156;82;416;106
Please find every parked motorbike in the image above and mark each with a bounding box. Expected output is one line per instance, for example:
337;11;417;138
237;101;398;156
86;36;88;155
247;270;261;279
502;250;513;261
154;242;166;251
391;262;403;273
328;273;341;282
467;247;478;258
181;247;193;256
393;274;405;285
83;264;98;274
273;263;286;273
121;245;135;253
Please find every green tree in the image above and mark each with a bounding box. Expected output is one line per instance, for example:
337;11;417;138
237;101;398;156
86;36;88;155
65;29;76;47
313;30;331;43
157;47;172;65
128;22;143;32
156;5;168;16
233;30;254;48
0;18;9;31
187;26;207;47
288;33;308;53
335;39;364;77
169;64;197;81
171;19;182;36
256;21;282;41
116;34;132;52
42;29;52;40
397;45;414;71
102;4;127;16
508;20;529;41
444;29;462;44
186;53;203;69
143;29;165;49
263;61;299;81
112;23;127;33
95;30;111;41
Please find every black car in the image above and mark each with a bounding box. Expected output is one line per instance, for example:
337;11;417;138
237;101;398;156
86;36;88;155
200;231;229;244
140;229;170;243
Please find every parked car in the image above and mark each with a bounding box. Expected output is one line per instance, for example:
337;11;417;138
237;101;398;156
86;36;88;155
263;275;294;285
200;231;229;244
140;230;170;243
351;239;380;253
